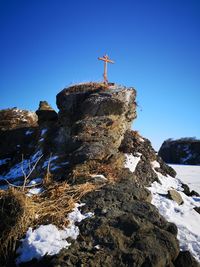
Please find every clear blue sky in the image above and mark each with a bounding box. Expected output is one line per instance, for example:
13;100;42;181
0;0;200;150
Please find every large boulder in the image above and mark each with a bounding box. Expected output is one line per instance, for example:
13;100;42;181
56;83;136;165
159;138;200;165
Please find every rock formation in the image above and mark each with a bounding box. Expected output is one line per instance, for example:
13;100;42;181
36;101;58;125
159;138;200;165
0;108;37;131
0;83;199;267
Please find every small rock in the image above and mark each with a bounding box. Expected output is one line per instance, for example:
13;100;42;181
194;207;200;214
190;190;200;197
167;190;183;205
181;183;190;196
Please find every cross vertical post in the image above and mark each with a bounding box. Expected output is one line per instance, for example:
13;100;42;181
98;54;114;84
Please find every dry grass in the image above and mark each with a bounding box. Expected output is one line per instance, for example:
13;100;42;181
67;82;109;94
0;188;37;257
70;158;122;184
0;180;98;260
95;164;119;182
34;182;97;227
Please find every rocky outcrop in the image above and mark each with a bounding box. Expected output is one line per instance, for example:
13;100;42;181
56;83;136;162
174;251;200;267
36;101;58;125
159;138;200;165
32;178;180;267
119;130;176;186
0;83;199;267
0;108;38;180
0;108;37;131
55;83;138;184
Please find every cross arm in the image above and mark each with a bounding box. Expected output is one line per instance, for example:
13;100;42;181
98;57;115;64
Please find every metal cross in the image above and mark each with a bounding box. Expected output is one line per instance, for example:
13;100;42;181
98;54;114;84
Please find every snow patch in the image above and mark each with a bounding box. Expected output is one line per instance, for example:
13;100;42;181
0;158;10;166
16;225;71;263
28;177;43;186
0;150;42;181
125;153;142;173
42;156;59;169
27;187;43;196
16;203;94;264
139;137;145;143
41;128;47;136
90;174;107;181
25;130;33;135
151;160;160;169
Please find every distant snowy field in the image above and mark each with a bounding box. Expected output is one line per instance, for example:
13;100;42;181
170;164;200;194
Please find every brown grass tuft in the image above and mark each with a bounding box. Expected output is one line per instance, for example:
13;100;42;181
0;181;99;260
0;188;37;256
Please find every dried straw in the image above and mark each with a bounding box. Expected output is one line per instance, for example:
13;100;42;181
0;181;99;260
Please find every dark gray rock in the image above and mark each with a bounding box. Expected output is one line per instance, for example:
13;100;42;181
194;207;200;214
159;138;200;165
36;101;58;125
190;190;200;197
181;183;200;197
181;183;191;195
174;251;200;267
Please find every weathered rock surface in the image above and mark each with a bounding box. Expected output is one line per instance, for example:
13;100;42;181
159;138;200;165
56;83;136;163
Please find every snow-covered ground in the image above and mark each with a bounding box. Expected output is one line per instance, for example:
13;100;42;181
149;162;200;262
170;164;200;194
125;157;200;262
